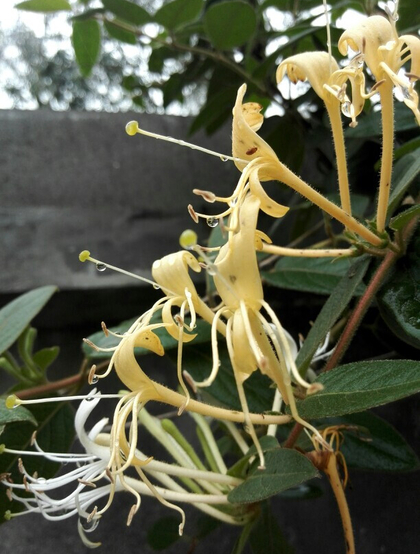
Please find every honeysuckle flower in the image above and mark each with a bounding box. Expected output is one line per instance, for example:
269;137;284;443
228;84;383;246
338;12;420;233
194;192;326;466
277;51;373;215
2;394;248;547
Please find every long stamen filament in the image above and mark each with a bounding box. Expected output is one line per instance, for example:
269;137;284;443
125;120;248;165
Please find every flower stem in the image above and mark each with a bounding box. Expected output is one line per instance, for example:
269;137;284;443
327;104;352;216
325;453;355;554
376;81;395;234
262;244;355;257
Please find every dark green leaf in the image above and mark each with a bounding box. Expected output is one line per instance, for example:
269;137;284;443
0;397;37;427
296;256;370;374
249;503;295;554
228;449;318;504
0;286;57;356
377;229;420;348
82;315;213;360
147;516;182;550
387;150;420;217
71;8;106;21
263;256;365;296
155;0;202;31
204;1;257;50
72;19;101;77
330;412;420;472
102;0;150;26
32;346;60;371
389;204;420;231
104;20;137;44
261;114;304;173
16;0;71;12
346;103;419;138
293;360;420;419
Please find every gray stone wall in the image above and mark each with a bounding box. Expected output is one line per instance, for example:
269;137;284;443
0;109;237;294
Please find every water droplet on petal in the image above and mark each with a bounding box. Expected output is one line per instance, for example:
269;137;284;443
220;156;228;162
206;217;219;228
91;375;99;384
153;283;161;290
96;263;107;272
341;101;352;118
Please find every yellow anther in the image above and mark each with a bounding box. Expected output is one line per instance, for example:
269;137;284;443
5;394;21;409
179;229;198;250
0;444;5;454
125;121;139;136
4;510;12;521
79;250;91;262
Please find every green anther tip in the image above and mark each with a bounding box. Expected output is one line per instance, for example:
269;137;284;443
79;250;91;262
125;121;139;136
4;510;12;521
0;444;5;454
5;395;20;409
179;229;198;249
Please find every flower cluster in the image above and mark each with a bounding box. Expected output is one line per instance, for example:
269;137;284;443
2;4;418;548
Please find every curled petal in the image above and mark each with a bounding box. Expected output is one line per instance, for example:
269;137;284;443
113;328;164;393
152;251;201;299
249;167;289;218
338;15;394;79
232;84;279;175
277;51;339;102
161;297;197;342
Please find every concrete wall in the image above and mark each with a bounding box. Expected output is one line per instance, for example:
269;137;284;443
0;109;237;294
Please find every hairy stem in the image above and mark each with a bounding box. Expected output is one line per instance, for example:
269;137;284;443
327;103;352;216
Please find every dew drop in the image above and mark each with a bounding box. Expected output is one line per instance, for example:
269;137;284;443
96;263;107;272
207;265;217;276
206;217;219;228
220;156;228;162
37;477;47;484
153;284;161;290
91;375;99;384
86;396;95;402
341;101;352;118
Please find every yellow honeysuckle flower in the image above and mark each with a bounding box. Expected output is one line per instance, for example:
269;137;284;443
339;13;420;233
228;84;382;245
338;15;420;123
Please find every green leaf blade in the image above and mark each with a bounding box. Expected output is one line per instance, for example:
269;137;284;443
228;449;318;504
0;398;37;427
263;256;366;296
16;0;71;12
204;1;257;50
294;360;420;419
155;0;203;31
102;0;150;26
0;286;57;356
72;19;101;77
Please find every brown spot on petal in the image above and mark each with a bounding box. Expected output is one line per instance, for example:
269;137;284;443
246;147;258;155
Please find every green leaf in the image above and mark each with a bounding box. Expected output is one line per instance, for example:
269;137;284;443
82;314;213;360
0;402;74;523
262;256;365;296
0;397;37;427
147;516;182;550
32;346;60;371
204;1;257;50
296;256;370;374
104;20;137;44
249;503;295;554
0;286;57;356
387;150;420;218
389;204;420;231
293;360;420;419
102;0;150;26
330;412;420;472
72;19;101;77
377;229;420;348
16;0;71;12
228;449;319;504
155;0;203;31
346;103;419;138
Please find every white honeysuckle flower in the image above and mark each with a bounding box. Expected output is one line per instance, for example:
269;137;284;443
1;392;247;548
